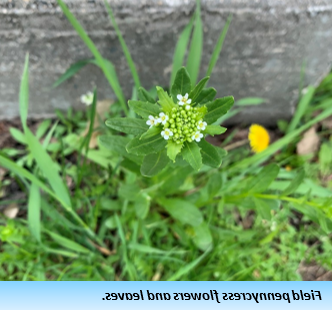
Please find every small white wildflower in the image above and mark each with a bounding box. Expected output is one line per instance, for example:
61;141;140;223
80;91;94;106
270;221;277;232
157;112;169;125
192;131;203;142
185;104;191;110
146;115;157;128
161;128;173;140
197;120;207;131
177;93;192;106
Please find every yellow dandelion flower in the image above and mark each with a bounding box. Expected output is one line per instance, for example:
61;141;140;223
285;165;292;171
248;124;270;153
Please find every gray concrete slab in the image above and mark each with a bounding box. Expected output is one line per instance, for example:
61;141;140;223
0;0;332;125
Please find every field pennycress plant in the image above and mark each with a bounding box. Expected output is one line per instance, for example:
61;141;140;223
104;67;234;175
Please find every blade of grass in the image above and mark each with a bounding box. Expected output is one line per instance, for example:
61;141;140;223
52;59;93;88
104;1;141;90
186;0;203;87
76;89;97;190
167;245;212;281
206;14;232;78
28;184;41;243
170;15;195;88
19;54;29;130
56;0;128;115
229;105;332;173
286;85;315;134
115;214;137;280
16;54;104;246
44;230;91;254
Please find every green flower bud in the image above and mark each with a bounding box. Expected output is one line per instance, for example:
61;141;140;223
187;111;192;116
173;128;177;133
175;133;179;139
176;112;180;117
172;107;177;112
170;119;174;124
171;123;175;128
187;138;193;143
184;129;189;134
164;122;169;128
176;140;182;145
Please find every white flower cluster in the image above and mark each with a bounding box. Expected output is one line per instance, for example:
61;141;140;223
146;93;207;143
80;91;94;106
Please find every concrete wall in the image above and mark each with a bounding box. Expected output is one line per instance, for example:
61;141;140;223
1;0;332;124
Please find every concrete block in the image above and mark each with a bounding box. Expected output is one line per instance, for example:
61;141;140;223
0;0;332;124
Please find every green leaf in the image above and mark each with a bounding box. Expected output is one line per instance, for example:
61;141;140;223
159;198;203;227
140;150;169;177
171;67;192;102
206;14;232;77
134;195;150;219
10;128;27;145
186;0;203;86
128;100;160;119
140;126;162;140
119;183;140;201
281;169;305;196
170;15;194;87
192;222;213;251
204;125;227;136
189;76;209;103
195;88;217;105
28;184;41;243
156;87;176;112
25;128;71;207
204;96;234;124
45;230;90;254
138;87;156;103
105;118;147;135
99;135;143;164
181;141;202;171
158;166;193;195
198;139;223;168
247;164;280;193
236;97;266;106
126;135;166;156
253;198;272;220
195;107;207;122
167;140;182;162
167;246;211;281
52;59;92;88
104;0;141;90
287;86;315;134
20;54;29;130
207;173;223;198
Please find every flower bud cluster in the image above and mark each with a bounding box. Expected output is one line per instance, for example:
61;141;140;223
146;93;207;144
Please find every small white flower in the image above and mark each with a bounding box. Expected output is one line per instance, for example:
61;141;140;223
157;112;169;125
185;104;191;110
197;120;207;131
177;93;192;106
80;91;94;106
192;131;203;142
161;128;173;140
146;115;157;128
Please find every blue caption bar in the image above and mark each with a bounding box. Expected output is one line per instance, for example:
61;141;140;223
0;282;330;310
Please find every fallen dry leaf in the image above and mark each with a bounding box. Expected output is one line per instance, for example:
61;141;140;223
3;204;19;219
297;126;320;155
321;115;332;129
81;99;113;148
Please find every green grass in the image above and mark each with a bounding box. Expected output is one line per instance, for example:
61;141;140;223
0;0;332;281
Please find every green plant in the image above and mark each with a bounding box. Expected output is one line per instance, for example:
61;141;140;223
0;0;331;281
